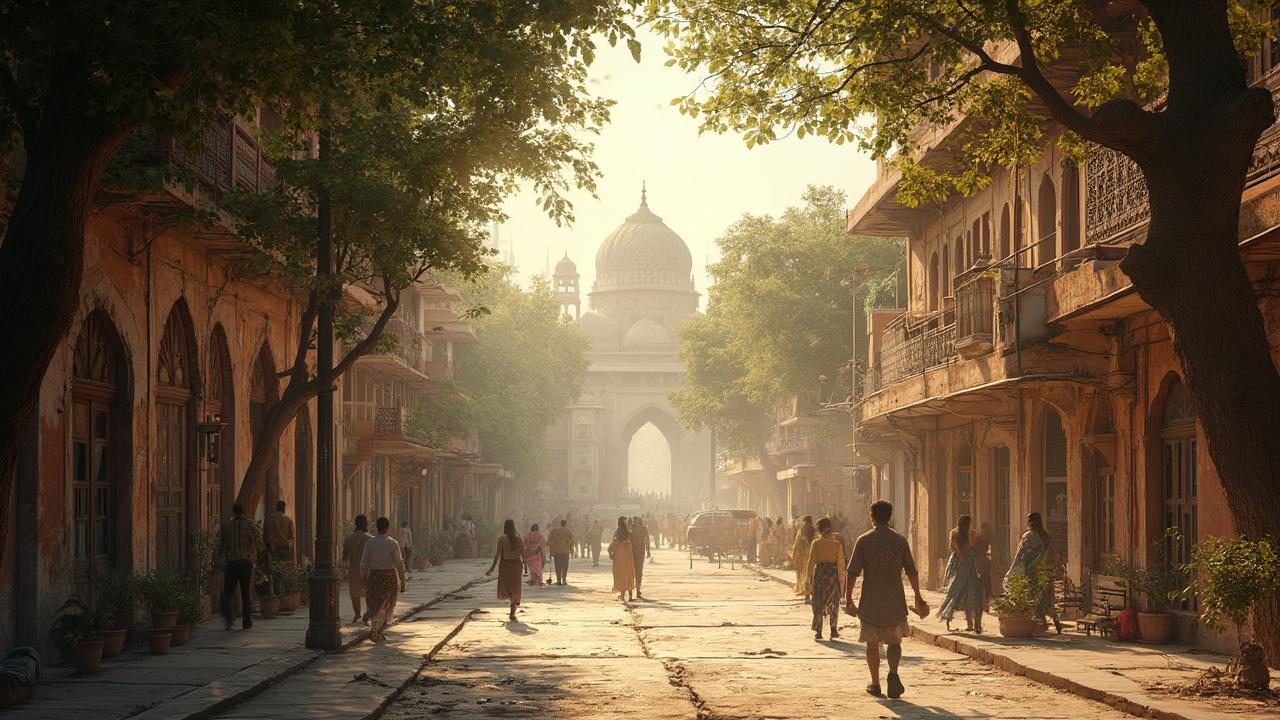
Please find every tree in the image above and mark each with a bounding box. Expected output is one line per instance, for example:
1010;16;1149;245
411;270;591;485
653;0;1280;662
0;0;636;552
673;187;903;504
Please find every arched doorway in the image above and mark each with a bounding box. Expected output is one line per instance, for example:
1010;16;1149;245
620;406;682;498
1159;378;1197;609
156;301;199;571
1085;401;1117;570
205;325;235;530
71;310;131;599
928;252;940;311
954;444;973;523
1042;406;1069;556
250;343;281;520
627;423;672;496
1061;162;1081;267
1037;174;1058;268
294;410;313;563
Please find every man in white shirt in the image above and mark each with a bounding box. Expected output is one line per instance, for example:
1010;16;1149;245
360;516;407;642
396;521;414;572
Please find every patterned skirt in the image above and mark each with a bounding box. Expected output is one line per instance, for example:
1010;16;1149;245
365;569;399;621
811;562;841;618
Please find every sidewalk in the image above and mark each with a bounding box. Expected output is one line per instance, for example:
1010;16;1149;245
7;560;490;720
748;564;1278;720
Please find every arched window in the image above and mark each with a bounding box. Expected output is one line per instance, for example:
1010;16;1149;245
1000;204;1011;260
981;213;991;257
205;325;235;530
156;301;199;572
72;310;130;599
942;245;951;300
971;219;982;264
954;239;965;281
929;252;940;312
1037;174;1057;267
1087;401;1116;568
1014;194;1026;265
1043;407;1068;555
1160;378;1197;609
1061;162;1081;267
250;343;281;516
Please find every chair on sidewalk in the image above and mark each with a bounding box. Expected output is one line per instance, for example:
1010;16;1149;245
1077;575;1130;639
1054;574;1084;622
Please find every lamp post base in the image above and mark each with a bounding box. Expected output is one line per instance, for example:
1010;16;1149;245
305;569;342;650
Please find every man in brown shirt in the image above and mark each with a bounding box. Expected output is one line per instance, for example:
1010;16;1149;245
264;500;295;561
845;500;928;700
547;520;575;585
342;515;373;624
220;503;265;630
630;517;651;598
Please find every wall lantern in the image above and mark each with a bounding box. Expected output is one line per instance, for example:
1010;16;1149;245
198;414;227;465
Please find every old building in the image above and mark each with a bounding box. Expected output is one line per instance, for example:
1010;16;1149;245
545;189;714;512
849;56;1280;653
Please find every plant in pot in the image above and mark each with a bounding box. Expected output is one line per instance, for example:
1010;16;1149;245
1180;534;1280;690
172;588;201;647
427;529;453;567
187;529;220;616
1133;530;1188;644
273;561;306;612
254;566;280;619
137;568;185;630
49;596;106;674
991;573;1041;638
95;569;136;658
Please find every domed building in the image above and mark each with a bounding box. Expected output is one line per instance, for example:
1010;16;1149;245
546;188;713;507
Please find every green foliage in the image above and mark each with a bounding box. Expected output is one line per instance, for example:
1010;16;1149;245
1098;554;1136;581
271;561;307;596
426;528;458;561
1134;529;1189;613
648;0;1278;205
672;187;903;458
991;573;1040;618
187;530;220;593
410;269;590;483
176;588;203;627
1181;535;1280;641
136;568;186;613
94;569;137;629
49;596;105;657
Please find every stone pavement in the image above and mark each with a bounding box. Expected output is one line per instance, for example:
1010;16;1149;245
750;563;1279;720
7;559;490;720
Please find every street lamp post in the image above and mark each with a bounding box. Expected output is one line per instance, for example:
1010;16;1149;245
306;125;342;650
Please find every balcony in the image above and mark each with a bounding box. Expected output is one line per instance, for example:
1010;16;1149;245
869;310;957;394
375;405;408;438
133;119;279;201
955;273;995;358
1085;68;1280;246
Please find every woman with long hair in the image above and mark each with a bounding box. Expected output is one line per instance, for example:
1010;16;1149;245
607;516;636;601
805;517;846;640
791;515;817;598
524;523;546;586
937;515;985;632
1005;511;1062;634
486;519;525;621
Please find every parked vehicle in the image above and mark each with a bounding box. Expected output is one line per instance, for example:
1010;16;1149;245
685;509;757;560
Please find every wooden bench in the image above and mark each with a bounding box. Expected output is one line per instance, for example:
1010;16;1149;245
1054;574;1085;620
1077;575;1130;638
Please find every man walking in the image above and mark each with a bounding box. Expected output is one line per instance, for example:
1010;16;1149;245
360;517;407;642
630;516;652;599
547;519;574;585
396;521;414;572
219;503;265;630
745;514;760;564
588;519;603;566
844;500;928;699
342;515;373;624
264;500;295;562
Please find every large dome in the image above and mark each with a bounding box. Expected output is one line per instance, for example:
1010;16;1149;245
594;190;694;291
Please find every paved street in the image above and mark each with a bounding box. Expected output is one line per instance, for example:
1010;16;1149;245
381;548;1132;719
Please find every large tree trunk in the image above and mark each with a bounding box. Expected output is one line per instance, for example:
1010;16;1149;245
0;113;127;576
1120;61;1280;664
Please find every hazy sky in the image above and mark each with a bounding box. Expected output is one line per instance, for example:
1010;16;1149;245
501;26;879;297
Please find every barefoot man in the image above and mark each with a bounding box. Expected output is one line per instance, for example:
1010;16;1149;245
844;500;928;700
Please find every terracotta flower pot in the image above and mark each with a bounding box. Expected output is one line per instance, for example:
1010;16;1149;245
278;592;300;612
1137;611;1175;644
998;614;1037;638
170;623;192;646
73;637;105;674
151;610;178;629
147;630;172;655
429;554;445;567
258;595;280;619
100;628;128;658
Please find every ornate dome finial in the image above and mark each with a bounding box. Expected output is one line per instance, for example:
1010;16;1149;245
641;180;647;207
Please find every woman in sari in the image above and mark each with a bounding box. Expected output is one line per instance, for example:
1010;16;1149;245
772;518;790;568
524;523;546;586
758;517;774;566
485;519;525;621
1004;511;1062;634
937;515;985;632
607;516;636;601
791;515;816;598
805;517;846;640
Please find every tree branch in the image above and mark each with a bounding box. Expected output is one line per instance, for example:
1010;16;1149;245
333;276;402;378
0;63;37;137
284;290;319;382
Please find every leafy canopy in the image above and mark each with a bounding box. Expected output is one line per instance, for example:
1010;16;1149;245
673;186;903;458
648;0;1276;205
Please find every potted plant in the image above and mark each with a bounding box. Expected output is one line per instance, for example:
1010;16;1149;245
1180;534;1280;690
187;529;220;617
427;529;453;567
274;561;305;611
172;588;201;646
137;568;184;629
95;569;136;658
991;573;1041;638
1133;530;1188;644
146;627;172;655
48;596;106;674
254;566;280;619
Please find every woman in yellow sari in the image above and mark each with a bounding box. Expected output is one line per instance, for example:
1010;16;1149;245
791;515;816;597
607;516;635;602
805;517;847;640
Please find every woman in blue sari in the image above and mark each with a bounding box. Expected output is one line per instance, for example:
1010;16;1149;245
937;514;985;632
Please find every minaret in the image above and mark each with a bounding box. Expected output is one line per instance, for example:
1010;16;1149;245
553;251;581;320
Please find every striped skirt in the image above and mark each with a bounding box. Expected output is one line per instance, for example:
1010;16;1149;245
365;569;399;623
811;561;841;627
